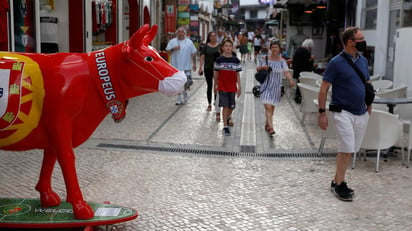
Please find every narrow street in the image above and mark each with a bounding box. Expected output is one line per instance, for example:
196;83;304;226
1;59;411;230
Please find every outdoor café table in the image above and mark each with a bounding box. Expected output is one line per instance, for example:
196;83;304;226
373;97;412;114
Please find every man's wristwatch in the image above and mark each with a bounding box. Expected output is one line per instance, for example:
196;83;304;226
318;108;326;113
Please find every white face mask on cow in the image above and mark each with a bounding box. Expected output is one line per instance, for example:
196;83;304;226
158;71;187;96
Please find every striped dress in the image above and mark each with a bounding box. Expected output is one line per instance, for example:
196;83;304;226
259;57;289;105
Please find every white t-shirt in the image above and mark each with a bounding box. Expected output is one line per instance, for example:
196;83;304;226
166;38;197;71
40;16;58;43
253;37;262;46
248;31;255;41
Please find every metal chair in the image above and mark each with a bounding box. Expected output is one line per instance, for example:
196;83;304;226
352;110;404;172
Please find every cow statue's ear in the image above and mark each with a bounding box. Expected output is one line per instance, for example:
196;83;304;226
128;24;150;48
142;24;158;46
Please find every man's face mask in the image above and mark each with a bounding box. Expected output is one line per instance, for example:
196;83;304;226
355;41;367;52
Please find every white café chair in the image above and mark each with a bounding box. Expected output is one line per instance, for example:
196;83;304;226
315;79;322;87
352;110;404;172
375;85;408;99
316;104;336;155
371;79;393;91
288;69;294;77
370;74;382;81
297;83;319;123
299;71;323;79
299;76;319;87
393;101;412;167
283;69;296;97
316;62;328;70
371;96;390;112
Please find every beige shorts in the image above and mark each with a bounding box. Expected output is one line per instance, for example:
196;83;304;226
331;110;369;153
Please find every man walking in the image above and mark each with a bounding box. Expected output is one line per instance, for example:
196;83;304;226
318;27;371;201
166;26;197;105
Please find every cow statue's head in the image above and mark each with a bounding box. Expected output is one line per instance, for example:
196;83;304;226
120;24;186;98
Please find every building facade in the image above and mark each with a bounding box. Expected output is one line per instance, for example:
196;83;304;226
1;0;162;53
358;0;412;95
1;0;412;96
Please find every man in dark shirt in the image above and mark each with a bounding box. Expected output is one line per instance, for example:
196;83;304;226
318;27;371;202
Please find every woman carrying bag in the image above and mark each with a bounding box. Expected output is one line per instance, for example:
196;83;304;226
256;41;295;135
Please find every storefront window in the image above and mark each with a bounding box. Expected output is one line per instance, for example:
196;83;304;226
361;0;377;29
92;0;116;51
403;0;412;27
13;0;36;52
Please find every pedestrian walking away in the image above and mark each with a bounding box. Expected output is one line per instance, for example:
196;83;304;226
257;41;294;136
253;32;264;64
214;40;242;136
166;26;197;105
239;33;249;64
318;26;371;202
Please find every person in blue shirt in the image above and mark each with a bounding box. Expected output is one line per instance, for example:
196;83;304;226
317;27;371;202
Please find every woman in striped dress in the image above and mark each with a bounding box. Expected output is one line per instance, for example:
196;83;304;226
256;41;295;135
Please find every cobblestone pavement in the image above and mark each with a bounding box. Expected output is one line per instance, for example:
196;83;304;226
1;60;412;230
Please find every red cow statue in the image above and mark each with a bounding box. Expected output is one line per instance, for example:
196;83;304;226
0;24;186;219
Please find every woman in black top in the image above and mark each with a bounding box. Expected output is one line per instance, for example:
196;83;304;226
198;32;221;119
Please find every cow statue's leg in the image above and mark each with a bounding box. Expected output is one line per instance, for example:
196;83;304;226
47;122;94;220
57;147;94;219
35;148;61;207
58;149;94;219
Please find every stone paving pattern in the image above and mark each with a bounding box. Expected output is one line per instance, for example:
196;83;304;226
1;61;412;230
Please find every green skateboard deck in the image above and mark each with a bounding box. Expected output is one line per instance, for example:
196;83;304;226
0;198;138;228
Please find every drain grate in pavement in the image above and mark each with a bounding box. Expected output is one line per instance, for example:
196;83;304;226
97;143;337;159
240;145;255;153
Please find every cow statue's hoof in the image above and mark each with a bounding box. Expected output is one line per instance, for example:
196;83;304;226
72;200;94;220
39;190;61;207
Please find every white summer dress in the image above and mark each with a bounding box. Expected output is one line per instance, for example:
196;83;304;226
259;57;289;105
